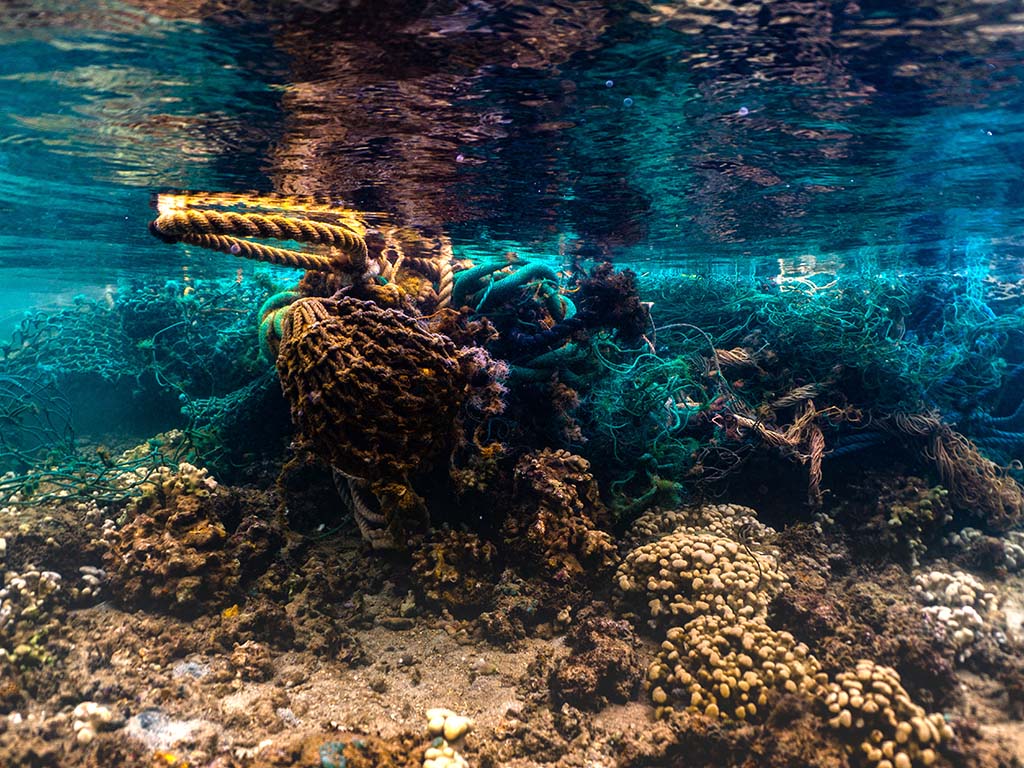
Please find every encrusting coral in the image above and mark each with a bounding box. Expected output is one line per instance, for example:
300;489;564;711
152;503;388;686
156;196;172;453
549;605;642;709
504;449;616;580
411;529;499;611
104;462;280;616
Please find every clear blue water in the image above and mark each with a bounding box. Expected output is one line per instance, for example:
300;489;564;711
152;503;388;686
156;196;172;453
1;0;1023;337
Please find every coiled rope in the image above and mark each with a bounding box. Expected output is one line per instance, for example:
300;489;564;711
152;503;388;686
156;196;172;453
149;205;369;274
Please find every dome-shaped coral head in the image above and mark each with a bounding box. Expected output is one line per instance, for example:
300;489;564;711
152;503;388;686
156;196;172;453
277;295;468;480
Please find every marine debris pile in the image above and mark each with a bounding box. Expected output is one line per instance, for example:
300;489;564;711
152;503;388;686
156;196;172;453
0;193;1021;767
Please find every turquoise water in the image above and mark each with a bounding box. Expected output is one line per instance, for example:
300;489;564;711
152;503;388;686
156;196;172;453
1;0;1024;465
2;0;1023;334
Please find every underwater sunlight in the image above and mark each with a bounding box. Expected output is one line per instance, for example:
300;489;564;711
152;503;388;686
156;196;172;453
0;2;1023;767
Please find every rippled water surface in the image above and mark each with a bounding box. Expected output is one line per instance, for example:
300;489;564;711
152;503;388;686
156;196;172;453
1;0;1023;329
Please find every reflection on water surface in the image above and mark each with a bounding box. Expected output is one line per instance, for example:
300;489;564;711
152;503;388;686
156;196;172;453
0;0;1022;292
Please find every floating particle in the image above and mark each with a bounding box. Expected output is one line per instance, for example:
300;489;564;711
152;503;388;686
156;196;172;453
623;97;634;107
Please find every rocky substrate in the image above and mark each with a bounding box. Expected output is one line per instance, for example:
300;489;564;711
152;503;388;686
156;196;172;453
0;465;1023;768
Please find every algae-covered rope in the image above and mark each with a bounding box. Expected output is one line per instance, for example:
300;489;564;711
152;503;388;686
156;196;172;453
150;208;369;273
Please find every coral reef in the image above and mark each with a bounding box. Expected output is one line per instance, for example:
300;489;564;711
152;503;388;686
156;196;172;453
832;473;953;566
824;660;953;768
616;514;788;628
104;463;280;616
411;530;498;612
945;527;1024;573
913;569;1000;661
616;503;957;767
504;449;616;581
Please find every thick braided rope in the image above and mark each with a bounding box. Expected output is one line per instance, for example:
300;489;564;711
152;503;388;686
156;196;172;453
151;209;368;272
437;255;454;309
435;238;455;309
177;233;341;272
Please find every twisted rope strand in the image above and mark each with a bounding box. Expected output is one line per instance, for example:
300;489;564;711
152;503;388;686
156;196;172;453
151;208;368;272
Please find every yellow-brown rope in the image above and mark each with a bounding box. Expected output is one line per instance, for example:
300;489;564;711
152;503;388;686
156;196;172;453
150;208;368;273
176;233;344;272
436;237;455;309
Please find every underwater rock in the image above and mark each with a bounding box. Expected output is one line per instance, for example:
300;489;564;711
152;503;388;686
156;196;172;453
228;640;275;682
125;707;217;753
549;605;641;710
